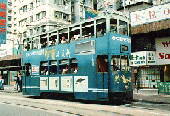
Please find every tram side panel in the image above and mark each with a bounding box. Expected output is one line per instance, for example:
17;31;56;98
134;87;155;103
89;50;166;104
22;50;44;96
108;33;133;100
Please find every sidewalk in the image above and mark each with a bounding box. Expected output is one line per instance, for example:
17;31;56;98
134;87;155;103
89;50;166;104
133;88;170;104
0;85;19;93
0;85;170;104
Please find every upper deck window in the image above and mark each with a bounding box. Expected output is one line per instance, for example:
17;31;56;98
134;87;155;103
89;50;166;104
110;18;117;34
119;20;127;36
97;18;106;37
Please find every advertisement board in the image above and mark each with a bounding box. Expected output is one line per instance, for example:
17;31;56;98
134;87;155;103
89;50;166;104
0;0;7;44
131;51;156;66
131;3;170;27
155;37;170;65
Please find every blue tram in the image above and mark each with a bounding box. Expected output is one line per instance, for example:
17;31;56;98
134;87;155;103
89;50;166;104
22;12;132;101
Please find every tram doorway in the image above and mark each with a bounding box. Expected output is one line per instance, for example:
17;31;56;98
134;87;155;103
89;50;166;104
96;55;109;100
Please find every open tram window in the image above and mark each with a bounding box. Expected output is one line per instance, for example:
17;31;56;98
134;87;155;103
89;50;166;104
119;20;128;35
82;21;94;40
97;55;108;73
70;58;78;74
96;18;106;37
110;18;117;34
40;61;48;75
59;59;69;74
111;55;120;71
49;60;57;75
121;55;130;72
25;63;31;76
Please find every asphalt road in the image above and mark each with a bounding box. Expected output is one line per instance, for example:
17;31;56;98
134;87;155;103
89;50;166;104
0;92;169;116
0;103;59;116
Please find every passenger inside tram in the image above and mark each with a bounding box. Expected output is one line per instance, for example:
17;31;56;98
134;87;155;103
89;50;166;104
41;41;47;48
50;40;56;46
97;29;105;37
70;36;75;43
61;36;67;44
62;67;68;74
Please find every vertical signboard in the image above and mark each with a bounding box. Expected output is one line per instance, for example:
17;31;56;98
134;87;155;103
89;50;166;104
156;37;170;65
0;0;7;44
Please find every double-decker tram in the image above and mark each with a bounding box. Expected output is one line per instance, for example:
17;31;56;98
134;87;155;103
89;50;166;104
22;12;132;101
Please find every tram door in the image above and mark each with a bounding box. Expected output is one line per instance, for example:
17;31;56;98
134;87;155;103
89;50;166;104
96;55;109;99
22;63;40;96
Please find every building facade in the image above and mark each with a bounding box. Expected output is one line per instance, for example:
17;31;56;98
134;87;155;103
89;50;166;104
130;2;170;89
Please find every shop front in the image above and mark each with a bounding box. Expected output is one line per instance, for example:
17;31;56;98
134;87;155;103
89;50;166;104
131;51;163;89
0;55;22;85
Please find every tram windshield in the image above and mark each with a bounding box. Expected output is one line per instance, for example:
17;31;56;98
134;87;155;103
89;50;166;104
111;55;131;72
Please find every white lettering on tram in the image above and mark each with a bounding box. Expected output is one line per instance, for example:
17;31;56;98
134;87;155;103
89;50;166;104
56;49;71;58
112;36;131;43
26;49;44;57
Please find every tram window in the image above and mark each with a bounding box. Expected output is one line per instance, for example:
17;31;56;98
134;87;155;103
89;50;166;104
25;63;31;76
97;55;108;72
40;61;48;75
111;55;120;71
70;58;78;74
49;60;57;75
119;20;127;35
110;18;117;34
59;59;69;74
82;21;94;39
121;55;129;71
97;18;106;37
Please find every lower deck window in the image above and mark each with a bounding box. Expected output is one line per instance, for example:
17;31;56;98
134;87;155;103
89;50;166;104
59;59;69;74
111;55;120;71
97;55;108;72
70;58;78;74
40;61;48;75
111;55;130;72
49;60;57;75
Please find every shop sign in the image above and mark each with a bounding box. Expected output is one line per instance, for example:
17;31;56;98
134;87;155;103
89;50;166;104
131;51;156;66
0;0;7;44
0;49;12;57
32;65;39;75
155;37;170;65
131;3;170;27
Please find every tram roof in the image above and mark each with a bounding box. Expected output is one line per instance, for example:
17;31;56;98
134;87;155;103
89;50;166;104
48;11;129;34
25;11;130;39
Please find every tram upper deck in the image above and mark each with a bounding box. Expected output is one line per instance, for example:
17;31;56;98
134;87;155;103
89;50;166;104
23;12;130;51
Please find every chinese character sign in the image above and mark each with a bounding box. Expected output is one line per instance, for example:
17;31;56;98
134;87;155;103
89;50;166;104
131;3;170;27
156;37;170;65
0;0;7;44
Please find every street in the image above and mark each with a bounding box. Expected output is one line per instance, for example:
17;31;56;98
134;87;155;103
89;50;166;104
0;92;169;116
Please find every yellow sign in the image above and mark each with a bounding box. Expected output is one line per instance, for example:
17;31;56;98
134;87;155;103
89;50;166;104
115;75;131;83
45;47;56;60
